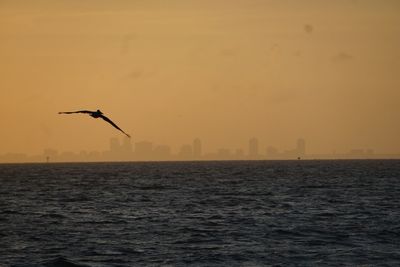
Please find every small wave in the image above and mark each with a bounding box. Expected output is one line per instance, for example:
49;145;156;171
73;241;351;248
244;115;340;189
137;185;169;190
39;213;68;220
0;210;23;215
41;256;90;267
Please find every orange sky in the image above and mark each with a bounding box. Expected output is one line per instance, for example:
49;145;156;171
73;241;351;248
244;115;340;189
1;0;399;156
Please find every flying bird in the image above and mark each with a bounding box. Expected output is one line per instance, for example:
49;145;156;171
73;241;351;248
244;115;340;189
58;109;131;138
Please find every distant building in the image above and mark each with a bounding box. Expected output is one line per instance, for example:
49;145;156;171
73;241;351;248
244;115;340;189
1;153;28;163
78;150;88;161
282;139;306;159
60;151;76;162
108;137;133;160
88;151;101;161
110;138;120;152
153;145;171;160
217;148;231;159
249;138;259;158
193;138;202;159
234;149;244;159
119;137;133;160
297;138;306;156
122;137;133;154
266;146;279;158
179;144;193;159
135;141;153;160
349;148;365;158
43;149;58;161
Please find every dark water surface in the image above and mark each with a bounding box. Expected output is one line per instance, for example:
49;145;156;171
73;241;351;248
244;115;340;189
1;160;400;266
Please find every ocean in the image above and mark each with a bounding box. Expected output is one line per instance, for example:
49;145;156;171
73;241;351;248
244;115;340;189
0;160;400;266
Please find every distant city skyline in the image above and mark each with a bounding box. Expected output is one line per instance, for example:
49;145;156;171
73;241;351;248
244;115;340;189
1;1;400;160
1;137;398;163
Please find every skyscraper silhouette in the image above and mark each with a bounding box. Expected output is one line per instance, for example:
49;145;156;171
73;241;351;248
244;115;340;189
297;138;306;156
122;137;133;154
266;146;278;158
135;141;153;160
193;138;202;159
249;138;259;158
110;138;120;153
179;144;193;159
153;145;171;160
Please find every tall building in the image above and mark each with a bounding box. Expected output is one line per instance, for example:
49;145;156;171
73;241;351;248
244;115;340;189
234;148;244;159
153;145;171;160
43;149;59;162
217;148;231;159
120;137;133;160
249;138;259;158
297;138;306;156
110;138;120;153
135;141;153;160
193;138;202;159
266;146;279;158
122;137;133;154
179;144;193;159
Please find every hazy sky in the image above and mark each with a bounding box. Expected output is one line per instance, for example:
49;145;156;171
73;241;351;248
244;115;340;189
1;0;399;155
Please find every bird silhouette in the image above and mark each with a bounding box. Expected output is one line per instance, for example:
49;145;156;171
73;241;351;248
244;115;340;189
58;109;131;138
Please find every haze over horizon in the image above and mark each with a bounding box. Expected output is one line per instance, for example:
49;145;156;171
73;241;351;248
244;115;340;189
1;0;399;157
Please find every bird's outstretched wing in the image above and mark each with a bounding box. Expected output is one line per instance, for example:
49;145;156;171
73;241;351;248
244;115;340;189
99;114;131;138
58;110;94;114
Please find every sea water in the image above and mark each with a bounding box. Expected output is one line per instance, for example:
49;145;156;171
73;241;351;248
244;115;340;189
1;160;400;266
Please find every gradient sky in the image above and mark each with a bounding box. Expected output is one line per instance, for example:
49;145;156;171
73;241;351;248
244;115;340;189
1;0;399;155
